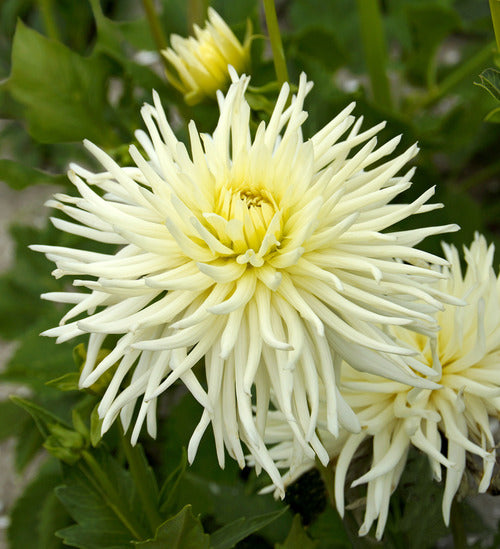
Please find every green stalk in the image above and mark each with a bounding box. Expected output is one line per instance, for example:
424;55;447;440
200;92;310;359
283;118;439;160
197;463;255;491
416;41;495;110
142;0;168;62
188;0;208;29
356;0;393;110
81;450;147;540
38;0;60;41
263;0;289;86
490;0;500;53
450;500;468;549
122;437;163;535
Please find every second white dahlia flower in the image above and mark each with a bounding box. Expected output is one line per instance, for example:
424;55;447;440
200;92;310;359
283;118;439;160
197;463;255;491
33;72;457;493
262;235;500;536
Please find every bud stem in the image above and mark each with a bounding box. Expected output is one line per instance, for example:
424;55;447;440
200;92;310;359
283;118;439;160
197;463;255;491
142;0;168;67
263;0;289;86
38;0;60;41
356;0;393;110
490;0;500;53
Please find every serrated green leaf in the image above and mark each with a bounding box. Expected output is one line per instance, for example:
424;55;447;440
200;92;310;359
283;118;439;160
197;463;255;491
134;505;209;548
475;68;500;101
0;159;67;190
275;515;317;549
211;508;289;549
8;459;68;549
157;394;292;543
7;20;116;144
56;448;151;547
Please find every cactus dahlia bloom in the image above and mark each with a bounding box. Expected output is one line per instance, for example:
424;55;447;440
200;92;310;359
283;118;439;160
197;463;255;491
33;72;457;494
260;235;500;537
162;7;251;105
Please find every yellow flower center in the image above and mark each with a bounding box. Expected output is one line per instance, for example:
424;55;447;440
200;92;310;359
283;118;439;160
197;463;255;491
208;182;281;266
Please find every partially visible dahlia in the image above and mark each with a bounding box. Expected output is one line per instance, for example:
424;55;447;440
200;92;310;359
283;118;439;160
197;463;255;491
261;235;500;537
33;72;457;494
162;7;251;105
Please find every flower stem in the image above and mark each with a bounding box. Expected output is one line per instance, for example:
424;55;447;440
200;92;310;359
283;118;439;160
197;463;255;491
490;0;500;53
263;0;289;86
356;0;393;110
81;450;147;540
38;0;60;41
142;0;168;58
450;500;468;549
121;436;163;536
188;0;208;29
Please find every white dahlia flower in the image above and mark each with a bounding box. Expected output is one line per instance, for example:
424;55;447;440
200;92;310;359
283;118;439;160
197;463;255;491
162;7;251;105
261;235;500;537
33;72;457;494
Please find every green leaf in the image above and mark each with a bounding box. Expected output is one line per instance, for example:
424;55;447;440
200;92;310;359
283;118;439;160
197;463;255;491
307;507;351;549
157;394;292;543
475;68;500;101
211;508;289;549
38;490;73;549
56;448;150;548
134;505;209;549
8;459;69;549
6;20;116;144
46;372;80;392
158;448;188;514
14;418;44;471
275;515;317;549
0;223;87;341
1;311;78;388
485;105;500;122
11;395;71;439
90;403;103;447
0;159;67;190
0;399;27;441
382;451;448;549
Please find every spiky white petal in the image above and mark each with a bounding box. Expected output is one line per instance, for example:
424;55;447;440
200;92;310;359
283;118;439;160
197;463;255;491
35;73;457;494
